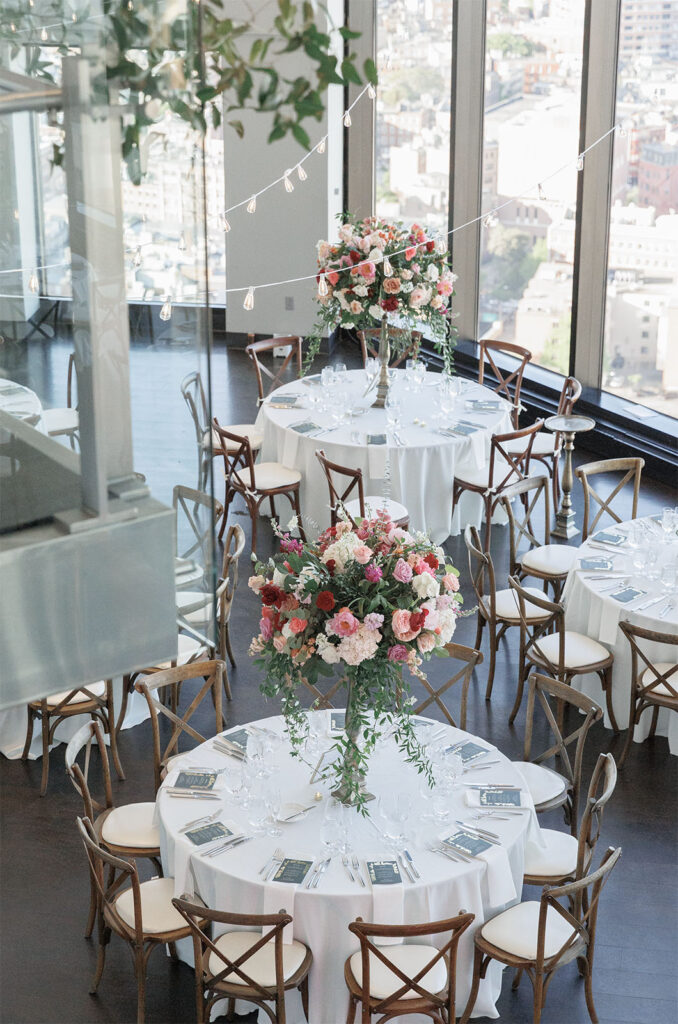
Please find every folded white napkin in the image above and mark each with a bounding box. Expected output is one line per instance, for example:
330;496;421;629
367;444;388;480
263;876;299;944
282;427;299;468
464;788;545;851
598;595;623;646
370;865;404;946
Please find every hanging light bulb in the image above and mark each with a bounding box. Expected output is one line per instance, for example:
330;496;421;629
343;111;352;128
383;257;393;277
367;83;376;100
538;183;546;200
28;271;39;294
133;246;142;267
619;121;629;137
283;170;294;193
297;164;308;182
318;275;329;297
72;11;77;21
13;208;19;220
576;156;584;171
127;0;133;9
220;213;231;232
178;231;187;251
316;137;326;155
243;286;255;311
159;295;172;321
41;27;48;41
9;23;16;33
247;195;257;213
436;235;447;253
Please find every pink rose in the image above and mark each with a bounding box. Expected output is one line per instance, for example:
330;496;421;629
442;573;460;593
417;632;436;654
353;544;372;565
405;246;417;261
358;261;376;279
259;616;274;641
409;285;432;309
273;635;286;653
327;271;339;285
364;564;383;583
392;609;421;642
413;558;433;575
383;277;401;294
248;574;266;593
388;644;409;662
289;617;307;635
327;607;360;637
393;558;413;583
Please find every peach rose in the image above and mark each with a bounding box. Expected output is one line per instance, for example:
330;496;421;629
289;617;307;635
383;277;401;294
442;573;460;593
273;635;286;653
353;544;372;565
417;632;436;654
392;609;420;642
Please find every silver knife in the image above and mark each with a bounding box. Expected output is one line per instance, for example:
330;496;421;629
305;861;322;888
455;820;500;843
342;854;355;882
351;854;366;886
404;849;420;879
179;810;221;833
634;594;667;612
398;853;415;882
166;791;221;801
312;858;331;888
202;834;251;858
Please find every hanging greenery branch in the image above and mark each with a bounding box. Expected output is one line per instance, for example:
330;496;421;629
1;0;375;184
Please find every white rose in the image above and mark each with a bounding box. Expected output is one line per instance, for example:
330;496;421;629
316;634;341;664
412;572;439;600
273;568;288;588
437;607;457;643
400;281;413;293
343;322;355;329
353;284;368;297
426;264;439;282
369;304;383;320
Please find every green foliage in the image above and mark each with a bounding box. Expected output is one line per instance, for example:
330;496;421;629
487;33;545;57
539;313;571;376
483;228;546;302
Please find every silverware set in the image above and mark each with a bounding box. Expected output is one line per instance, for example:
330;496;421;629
260;847;285;881
305;858;331;888
179;810;222;833
201;833;252;858
213;738;247;760
658;598;675;620
428;841;476;864
165;789;221;801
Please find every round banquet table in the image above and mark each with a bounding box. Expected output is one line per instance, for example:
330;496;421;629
254;370;513;543
0;378;43;428
157;711;544;1023
562;515;678;754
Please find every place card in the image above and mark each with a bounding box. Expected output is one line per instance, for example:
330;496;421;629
479;788;522;808
465;399;501;411
272;858;313;884
442;422;477;437
269;399;301;410
269;393;299;405
443;830;493;857
291;419;322;435
611;586;647;604
580;556;614;571
367;860;402;885
448;741;488;764
593;530;625;546
367;433;387;445
222;728;250;754
175;770;218;791
301;374;321;386
185;822;234;847
329;711;346;733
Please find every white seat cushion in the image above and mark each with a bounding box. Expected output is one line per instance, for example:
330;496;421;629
521;545;577;577
523;828;578;877
144;634;205;671
349;944;447;1000
456;455;547;489
505;431;556;456
176;591;211;615
101;802;160;850
344;496;409;522
493;586;551;622
115;876;186;934
205;425;263;453
233;462;301;491
641;663;678;698
208;931;307;987
513;761;567;805
529;631;610;670
44;681;106;706
41;407;79;436
481;900;577;960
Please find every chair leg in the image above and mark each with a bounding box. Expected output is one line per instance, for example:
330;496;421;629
115;676;132;736
135;948;147;1024
509;628;527;725
21;706;35;760
533;969;544;1024
485;626;498;701
583;959;599;1024
39;713;50;796
85;869;97;938
345;994;357;1024
292;487;305;541
106;713;126;781
300;974;310;1022
223;622;236;668
617;699;639;769
90;924;110;994
600;665;619;733
222;666;232;703
512;967;524;990
482;495;493;552
459;946;484;1024
649;703;660;738
474;613;484;654
552;453;561;509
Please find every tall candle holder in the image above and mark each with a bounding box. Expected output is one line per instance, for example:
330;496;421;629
545;414;595;539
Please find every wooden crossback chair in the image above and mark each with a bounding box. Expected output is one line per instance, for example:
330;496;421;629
501;475;575;601
508;576;616;732
478;339;532;428
22;678;122;796
76;816;198;1024
532;376;582;506
172;895;313;1024
245;335;303;404
618;620;678;767
357;327;422;368
66;721;161;938
460;847;622;1024
451;419;545;551
345;912;474;1024
523;751;617;889
41;351;79;447
134;660;225;792
411;642;483;730
213;419;304;554
575;457;644;540
315;449;409;528
181;371;262;490
517;673;603;831
174;483;223;590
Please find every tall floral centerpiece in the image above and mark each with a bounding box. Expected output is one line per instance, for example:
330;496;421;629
307;215;458;405
249;513;463;810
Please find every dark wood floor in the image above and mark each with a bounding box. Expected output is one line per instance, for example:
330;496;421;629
1;332;677;1024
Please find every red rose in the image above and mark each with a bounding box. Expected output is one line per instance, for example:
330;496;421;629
316;590;336;612
381;297;399;312
426;241;435;253
325;559;336;575
260;584;281;606
409;609;429;632
349;250;362;264
424;552;438;570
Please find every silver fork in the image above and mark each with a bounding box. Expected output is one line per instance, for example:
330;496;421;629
179;809;222;834
260;847;285;879
659;598;675;620
342;854;355;882
351;854;366;886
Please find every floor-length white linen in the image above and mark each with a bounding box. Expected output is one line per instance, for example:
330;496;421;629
563;519;678;753
158;712;543;1023
254;370;513;543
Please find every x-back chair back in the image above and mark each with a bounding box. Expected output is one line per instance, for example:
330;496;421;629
575;457;644;540
501;475;551;579
245;335;303;404
173;484;222;573
478;339;532;428
357;327;422;368
315;448;365;526
216;524;246;666
523;672;603;828
347;911;474;1024
618;620;678;767
411;642;483;730
135;660;225;792
66;719;117;824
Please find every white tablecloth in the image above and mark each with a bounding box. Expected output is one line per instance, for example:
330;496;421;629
255;370;513;543
157;712;543;1023
0;378;43;428
563;517;678;753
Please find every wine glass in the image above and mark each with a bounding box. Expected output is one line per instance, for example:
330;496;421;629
645;546;661;581
660;562;677;594
365;356;379;387
264;784;283;838
246;784;269;836
320;800;344;855
378;792;412;848
321;365;336;388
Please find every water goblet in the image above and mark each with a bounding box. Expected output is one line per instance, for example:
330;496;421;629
431;787;452;827
320;800;344;856
246;784;268;836
413;360;427;390
660;562;677;594
264;785;283;838
645;546;661;581
662;508;676;545
321;365;336;388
